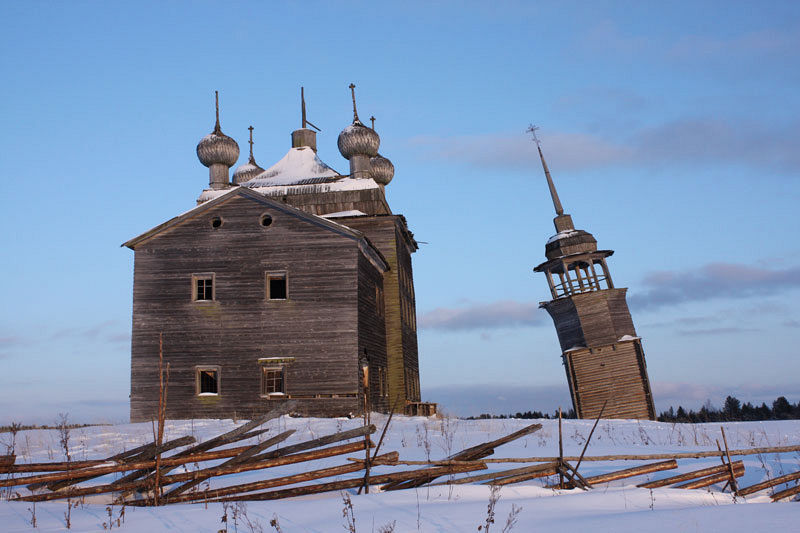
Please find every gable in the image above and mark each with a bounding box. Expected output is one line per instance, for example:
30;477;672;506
123;187;388;272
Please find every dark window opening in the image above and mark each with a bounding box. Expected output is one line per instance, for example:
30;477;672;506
211;217;222;228
267;273;287;300
260;214;273;227
195;277;213;301
262;367;284;395
197;369;218;394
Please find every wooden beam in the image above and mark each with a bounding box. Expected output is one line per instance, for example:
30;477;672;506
554;459;678;487
156;452;399;505
382;423;542;491
161;430;295;498
674;467;744;490
771;482;800;502
738;470;800;496
637;461;743;489
427;463;558;487
479;444;800;463
210;462;487;502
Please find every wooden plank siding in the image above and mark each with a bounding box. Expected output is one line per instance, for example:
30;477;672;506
258;187;391;217
543;287;655;420
357;252;389;412
565;340;655;420
129;192;388;421
338;216;421;409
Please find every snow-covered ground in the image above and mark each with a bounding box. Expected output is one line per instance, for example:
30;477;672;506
1;416;798;532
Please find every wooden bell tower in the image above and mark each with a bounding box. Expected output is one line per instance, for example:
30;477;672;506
529;126;655;420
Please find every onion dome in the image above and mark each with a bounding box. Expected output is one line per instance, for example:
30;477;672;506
232;126;264;184
196;92;240;168
337;83;380;160
369;153;394;185
338;121;380;159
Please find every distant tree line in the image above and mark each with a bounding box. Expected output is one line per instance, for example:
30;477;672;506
465;396;800;423
658;396;800;423
466;408;577;420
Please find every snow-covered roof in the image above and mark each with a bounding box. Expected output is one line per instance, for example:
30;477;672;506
547;228;582;244
320;210;367;219
242;146;340;187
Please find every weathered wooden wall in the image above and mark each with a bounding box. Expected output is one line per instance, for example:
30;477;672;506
129;193;387;421
259;187;391;217
357;252;389;412
340;215;420;408
564;339;655;420
543;289;637;352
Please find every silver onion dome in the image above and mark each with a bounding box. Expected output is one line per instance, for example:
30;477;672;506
197;129;240;168
232;126;264;184
232;159;264;184
337;120;380;159
369;153;394;185
197;92;240;168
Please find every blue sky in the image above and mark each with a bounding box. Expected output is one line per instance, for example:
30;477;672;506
2;1;799;423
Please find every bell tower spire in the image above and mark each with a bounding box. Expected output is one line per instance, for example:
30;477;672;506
531;124;655;421
528;125;575;233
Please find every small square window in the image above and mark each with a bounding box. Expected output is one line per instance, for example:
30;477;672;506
192;274;215;301
261;367;284;396
266;272;288;300
196;367;220;395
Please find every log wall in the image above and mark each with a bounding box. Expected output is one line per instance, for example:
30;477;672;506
129;193;387;421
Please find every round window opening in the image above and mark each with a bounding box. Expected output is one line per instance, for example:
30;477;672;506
260;214;273;227
210;217;223;229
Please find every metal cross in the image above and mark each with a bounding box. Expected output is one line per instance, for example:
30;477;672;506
248;125;254;157
349;83;359;121
527;124;541;146
370;116;375;130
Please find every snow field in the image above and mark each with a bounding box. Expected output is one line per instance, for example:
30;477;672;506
1;416;798;531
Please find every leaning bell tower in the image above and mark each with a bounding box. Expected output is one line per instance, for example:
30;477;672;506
530;126;655;420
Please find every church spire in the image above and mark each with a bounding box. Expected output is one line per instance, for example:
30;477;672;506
214;90;221;134
528;125;574;233
247;125;256;163
349;83;361;123
292;86;319;152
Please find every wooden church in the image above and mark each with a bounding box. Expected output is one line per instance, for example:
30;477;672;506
125;88;424;422
530;127;656;420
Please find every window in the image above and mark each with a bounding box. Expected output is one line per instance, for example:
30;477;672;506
261;367;284;396
266;272;287;300
196;366;220;395
375;286;384;317
192;274;215;301
258;357;293;397
378;367;388;398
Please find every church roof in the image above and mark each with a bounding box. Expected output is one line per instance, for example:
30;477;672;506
242;146;340;187
122;187;388;272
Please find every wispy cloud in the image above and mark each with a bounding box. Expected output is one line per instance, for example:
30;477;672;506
419;300;544;331
48;320;129;344
667;27;800;60
409;117;800;174
629;262;800;311
676;326;760;337
783;319;800;328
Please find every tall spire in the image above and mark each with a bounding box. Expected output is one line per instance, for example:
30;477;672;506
349;83;360;123
247;125;255;162
528;125;563;216
301;87;307;128
214;90;221;133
